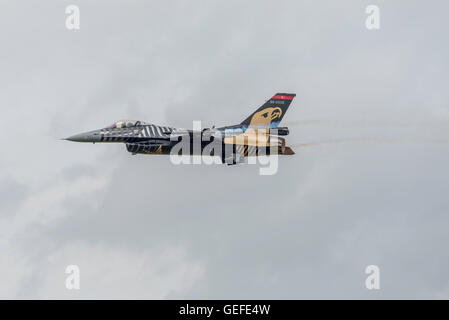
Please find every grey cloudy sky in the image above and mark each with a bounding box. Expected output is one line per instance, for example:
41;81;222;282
1;0;449;299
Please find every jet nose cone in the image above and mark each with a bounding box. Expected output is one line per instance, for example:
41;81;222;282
65;133;88;142
64;130;101;142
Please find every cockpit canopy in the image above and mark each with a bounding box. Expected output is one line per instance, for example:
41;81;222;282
106;120;141;129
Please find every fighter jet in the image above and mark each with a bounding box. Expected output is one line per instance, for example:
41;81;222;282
65;93;296;165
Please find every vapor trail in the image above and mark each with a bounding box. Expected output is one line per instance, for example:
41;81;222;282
285;119;449;128
291;137;449;148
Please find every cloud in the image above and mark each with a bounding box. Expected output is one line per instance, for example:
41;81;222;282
22;241;204;299
1;0;449;299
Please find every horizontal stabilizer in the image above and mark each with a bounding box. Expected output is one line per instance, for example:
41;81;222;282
283;146;295;155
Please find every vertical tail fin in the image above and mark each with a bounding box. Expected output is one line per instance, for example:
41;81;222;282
241;93;296;128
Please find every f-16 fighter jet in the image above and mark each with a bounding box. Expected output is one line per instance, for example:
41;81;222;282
65;93;296;165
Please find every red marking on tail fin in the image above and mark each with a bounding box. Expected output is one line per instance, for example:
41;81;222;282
272;95;295;100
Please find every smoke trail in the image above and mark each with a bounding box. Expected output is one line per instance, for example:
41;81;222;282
291;137;449;148
284;119;449;128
